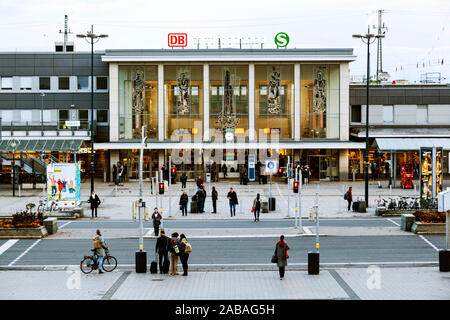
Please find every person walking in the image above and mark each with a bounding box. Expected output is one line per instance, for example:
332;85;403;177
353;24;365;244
88;191;101;218
345;187;353;211
155;229;169;274
152;208;162;236
256;161;262;184
227;187;238;217
179;191;188;216
211;186;218;213
252;193;262;222
93;229;108;274
180;172;187;189
196;176;203;190
195;185;206;213
222;164;228;178
274;235;290;280
179;233;191;276
169;232;180;275
112;164;117;184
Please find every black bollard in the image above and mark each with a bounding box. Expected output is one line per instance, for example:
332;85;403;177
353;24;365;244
135;250;147;273
308;251;320;275
439;249;450;272
269;197;276;211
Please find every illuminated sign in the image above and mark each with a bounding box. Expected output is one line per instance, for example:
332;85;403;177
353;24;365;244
168;33;187;47
274;32;289;47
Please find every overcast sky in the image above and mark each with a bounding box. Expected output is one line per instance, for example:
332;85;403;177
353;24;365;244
1;0;450;82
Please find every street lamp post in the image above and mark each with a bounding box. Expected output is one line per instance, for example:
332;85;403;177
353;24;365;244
9;140;18;197
352;28;384;206
40;92;45;135
77;26;108;193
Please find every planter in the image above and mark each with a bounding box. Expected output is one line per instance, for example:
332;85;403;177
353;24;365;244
0;226;48;239
43;207;84;220
376;209;437;217
411;222;446;235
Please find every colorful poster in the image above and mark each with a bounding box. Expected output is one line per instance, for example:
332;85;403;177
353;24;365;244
47;163;81;208
420;147;432;200
435;148;443;196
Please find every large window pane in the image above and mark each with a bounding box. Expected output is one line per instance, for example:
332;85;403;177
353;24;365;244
96;76;108;90
1;77;13;90
77;76;89;90
58;77;70;90
209;65;248;140
119;66;158;140
300;64;339;139
20;77;32;90
39;77;51;90
165;65;203;140
255;65;293;139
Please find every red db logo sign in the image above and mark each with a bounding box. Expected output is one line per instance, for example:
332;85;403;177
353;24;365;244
168;33;187;47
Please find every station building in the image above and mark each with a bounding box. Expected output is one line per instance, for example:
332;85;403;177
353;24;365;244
97;48;363;181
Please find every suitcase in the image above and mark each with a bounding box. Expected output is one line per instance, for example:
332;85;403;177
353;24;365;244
162;260;170;273
190;201;197;213
150;260;158;274
352;201;359;212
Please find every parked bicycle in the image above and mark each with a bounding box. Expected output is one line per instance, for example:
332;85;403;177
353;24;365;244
80;249;117;274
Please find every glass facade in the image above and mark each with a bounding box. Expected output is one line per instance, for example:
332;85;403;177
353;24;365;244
300;64;340;139
209;65;249;140
255;64;293;139
165;65;203;140
118;65;158;140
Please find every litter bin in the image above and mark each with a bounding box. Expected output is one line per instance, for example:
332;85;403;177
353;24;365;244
269;197;276;211
206;173;211;183
262;175;268;184
439;249;450;272
262;201;269;213
308;251;320;275
190;201;198;213
135;251;147;273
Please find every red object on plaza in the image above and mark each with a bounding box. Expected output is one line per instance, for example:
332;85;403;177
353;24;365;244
400;163;413;189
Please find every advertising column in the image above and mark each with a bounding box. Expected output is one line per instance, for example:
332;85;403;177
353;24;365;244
47;163;81;208
420;147;443;201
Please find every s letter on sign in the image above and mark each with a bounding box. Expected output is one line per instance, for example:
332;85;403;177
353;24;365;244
168;33;187;47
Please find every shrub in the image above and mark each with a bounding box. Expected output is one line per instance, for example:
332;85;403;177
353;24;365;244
413;210;446;223
0;210;43;229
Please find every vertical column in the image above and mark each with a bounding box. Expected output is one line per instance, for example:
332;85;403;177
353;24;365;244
340;62;350;141
110;150;119;181
339;149;349;181
294;63;301;141
158;64;165;141
109;63;119;141
248;63;255;141
203;64;210;141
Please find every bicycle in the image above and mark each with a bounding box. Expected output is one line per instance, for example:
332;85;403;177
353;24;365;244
80;249;117;274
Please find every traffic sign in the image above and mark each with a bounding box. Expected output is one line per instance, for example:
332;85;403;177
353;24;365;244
265;160;278;174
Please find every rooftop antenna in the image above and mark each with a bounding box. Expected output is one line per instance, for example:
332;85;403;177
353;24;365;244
58;14;73;52
373;9;387;82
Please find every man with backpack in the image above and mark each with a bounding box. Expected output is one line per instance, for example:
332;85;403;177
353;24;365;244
344;186;353;211
155;229;170;274
169;232;181;275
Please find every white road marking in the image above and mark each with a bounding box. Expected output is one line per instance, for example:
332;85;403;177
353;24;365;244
59;221;72;229
387;219;400;226
0;240;19;256
8;239;41;266
303;227;313;234
419;235;439;251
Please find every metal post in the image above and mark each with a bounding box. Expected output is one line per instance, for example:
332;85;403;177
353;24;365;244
12;150;15;197
139;125;145;198
138;199;144;251
155;171;159;209
287;156;290;218
294;168;298;227
299;170;302;231
90;25;95;194
168;156;172;218
314;186;319;253
364;26;370;207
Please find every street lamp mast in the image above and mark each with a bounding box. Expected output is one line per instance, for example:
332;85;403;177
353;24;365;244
77;26;108;193
352;27;384;206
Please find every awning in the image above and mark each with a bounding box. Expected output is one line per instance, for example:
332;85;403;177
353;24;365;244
374;138;450;151
0;139;85;152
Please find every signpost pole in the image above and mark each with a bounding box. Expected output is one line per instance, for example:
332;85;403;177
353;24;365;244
299;170;303;232
168;156;172;218
294;168;298;228
287;156;290;218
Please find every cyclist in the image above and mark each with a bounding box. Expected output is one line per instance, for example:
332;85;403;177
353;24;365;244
93;229;108;274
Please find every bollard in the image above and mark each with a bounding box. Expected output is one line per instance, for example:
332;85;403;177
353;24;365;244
135;250;147;273
439;250;450;272
308;251;320;275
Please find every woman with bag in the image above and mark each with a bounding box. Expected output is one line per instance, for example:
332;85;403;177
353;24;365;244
179;233;192;276
274;235;290;280
179;192;188;216
93;229;108;274
252;193;262;222
169;232;180;275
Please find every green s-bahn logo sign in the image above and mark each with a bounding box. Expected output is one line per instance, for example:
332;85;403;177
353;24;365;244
274;32;289;47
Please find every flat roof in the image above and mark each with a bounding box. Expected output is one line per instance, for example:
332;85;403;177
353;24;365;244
102;48;356;62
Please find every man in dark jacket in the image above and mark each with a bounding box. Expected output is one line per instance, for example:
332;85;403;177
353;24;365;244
227;187;238;217
196;186;206;213
89;191;101;218
152;208;162;236
180;172;187;189
211;186;218;213
196;176;203;190
155;229;169;274
345;187;353;211
179;191;188;216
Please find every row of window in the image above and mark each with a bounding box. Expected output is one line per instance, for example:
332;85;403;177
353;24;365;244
0;109;108;125
351;105;432;124
0;76;108;91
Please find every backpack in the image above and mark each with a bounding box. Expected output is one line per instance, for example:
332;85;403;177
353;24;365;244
93;238;101;249
344;192;348;200
184;242;192;254
171;239;180;255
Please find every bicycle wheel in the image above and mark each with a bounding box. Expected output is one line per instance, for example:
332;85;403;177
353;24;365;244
80;257;95;274
102;255;117;272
